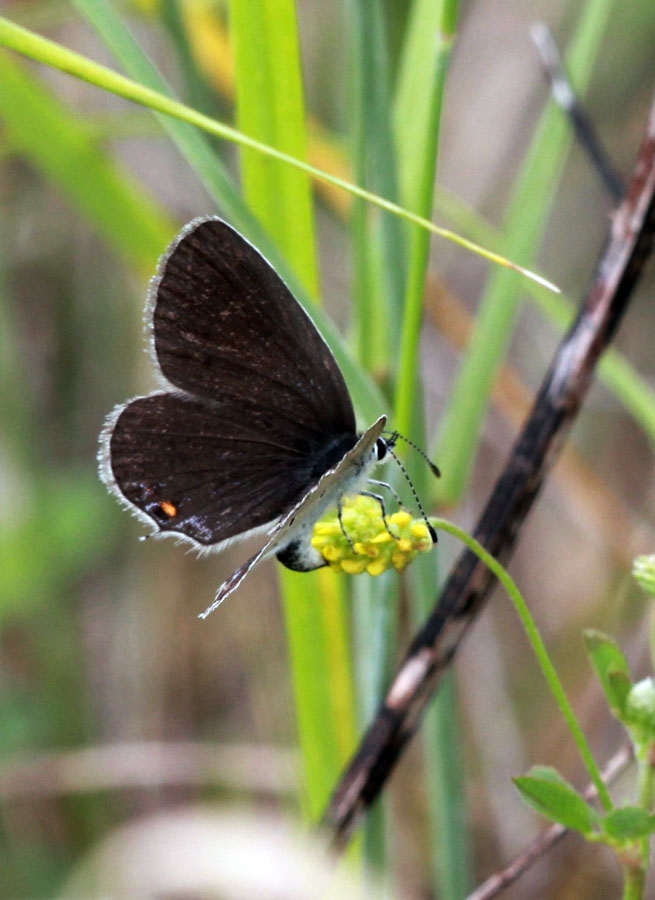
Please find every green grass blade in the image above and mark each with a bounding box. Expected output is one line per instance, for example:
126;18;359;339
352;572;399;873
424;672;472;900
0;13;557;293
528;281;655;442
393;1;456;439
73;0;263;237
394;0;458;213
282;570;357;820
0;50;173;272
596;347;655;441
229;0;318;295
435;0;616;503
349;0;405;373
346;2;410;871
160;0;217;115
430;186;655;439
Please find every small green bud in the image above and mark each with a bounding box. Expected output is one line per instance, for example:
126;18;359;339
633;555;655;596
625;677;655;746
311;495;436;577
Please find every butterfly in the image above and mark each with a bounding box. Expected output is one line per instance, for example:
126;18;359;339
99;217;418;617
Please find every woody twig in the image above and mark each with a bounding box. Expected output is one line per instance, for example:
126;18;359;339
324;93;655;850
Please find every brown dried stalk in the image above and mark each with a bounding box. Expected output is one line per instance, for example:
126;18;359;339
324;94;655;850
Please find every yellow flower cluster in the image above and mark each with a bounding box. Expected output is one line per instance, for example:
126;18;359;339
311;494;436;576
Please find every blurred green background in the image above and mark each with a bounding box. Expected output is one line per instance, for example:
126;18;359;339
0;0;654;897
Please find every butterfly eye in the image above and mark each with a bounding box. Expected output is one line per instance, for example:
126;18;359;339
375;438;388;461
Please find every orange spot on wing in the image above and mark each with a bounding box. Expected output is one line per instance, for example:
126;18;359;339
160;500;178;518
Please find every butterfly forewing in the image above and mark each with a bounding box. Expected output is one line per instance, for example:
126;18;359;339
152;218;356;439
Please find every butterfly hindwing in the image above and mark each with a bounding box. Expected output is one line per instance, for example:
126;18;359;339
103;391;353;547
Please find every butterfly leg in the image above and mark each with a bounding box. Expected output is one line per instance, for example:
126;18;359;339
359;490;401;539
337;499;356;550
368;478;407;511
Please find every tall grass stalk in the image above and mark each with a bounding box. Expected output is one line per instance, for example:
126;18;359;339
392;2;474;895
226;0;357;822
435;0;616;503
346;0;406;875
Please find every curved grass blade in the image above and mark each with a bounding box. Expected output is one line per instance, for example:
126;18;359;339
0;14;558;294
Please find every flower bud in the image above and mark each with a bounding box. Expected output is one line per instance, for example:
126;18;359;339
633;555;655;596
625;677;655;745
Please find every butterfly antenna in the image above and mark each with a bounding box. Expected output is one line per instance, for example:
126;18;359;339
386;444;437;544
386;431;441;478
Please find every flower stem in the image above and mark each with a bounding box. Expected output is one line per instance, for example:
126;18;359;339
622;864;646;900
431;517;613;811
638;741;655;812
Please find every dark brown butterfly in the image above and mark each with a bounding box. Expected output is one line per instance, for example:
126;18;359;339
99;218;390;616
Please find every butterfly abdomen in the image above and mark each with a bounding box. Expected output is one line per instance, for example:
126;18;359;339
276;538;326;572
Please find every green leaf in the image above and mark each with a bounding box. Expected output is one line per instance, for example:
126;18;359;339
514;766;600;834
584;629;632;718
603;806;655;841
607;671;634;720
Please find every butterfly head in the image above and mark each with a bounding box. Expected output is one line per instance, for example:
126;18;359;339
374;433;395;462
